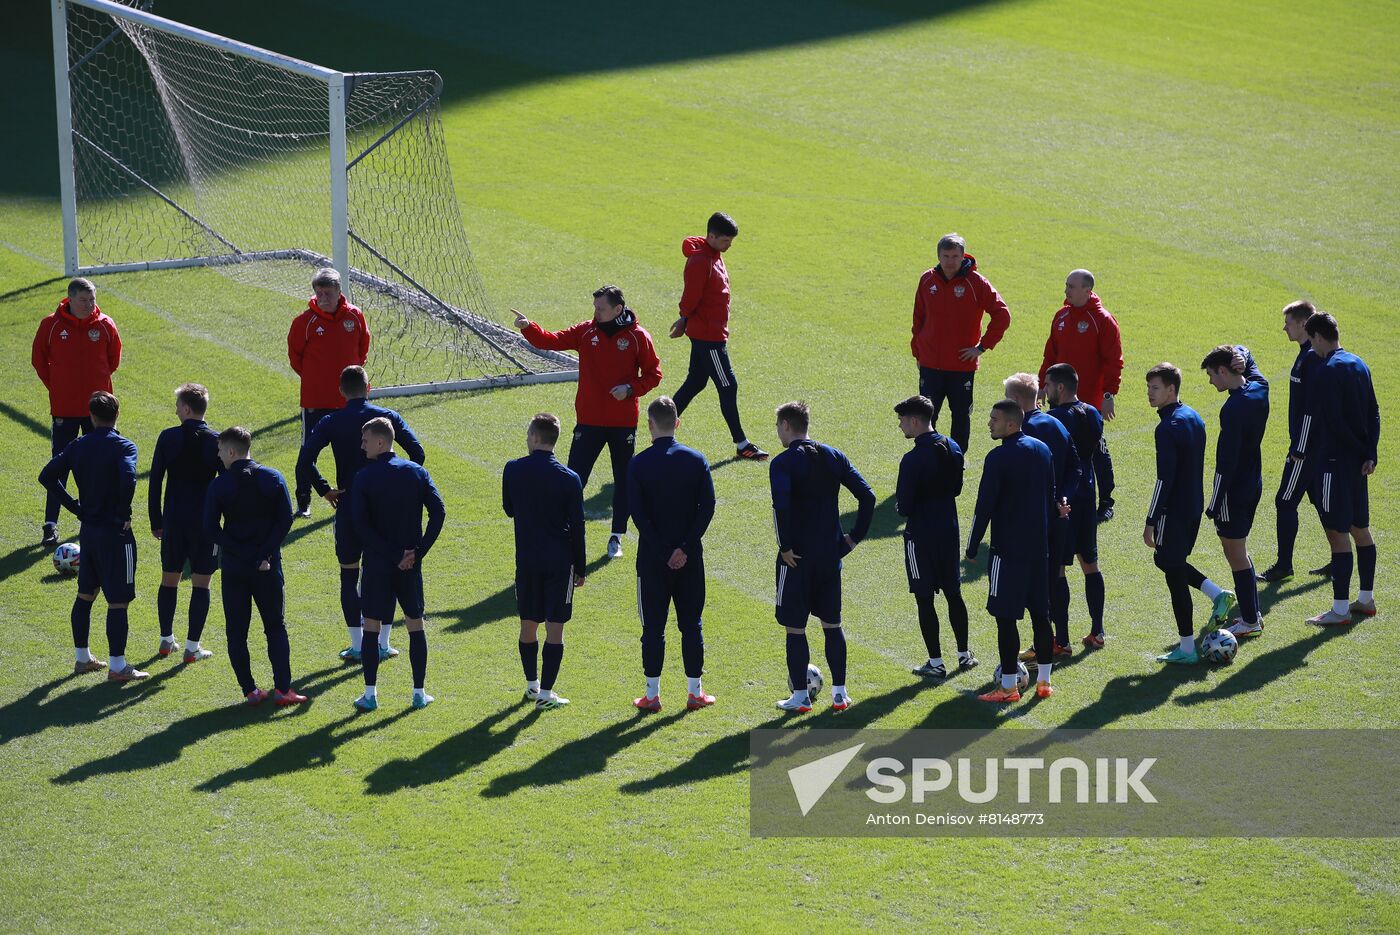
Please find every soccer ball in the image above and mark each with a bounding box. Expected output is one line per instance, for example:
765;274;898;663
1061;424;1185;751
787;663;824;695
53;542;81;576
1200;628;1238;664
991;661;1030;691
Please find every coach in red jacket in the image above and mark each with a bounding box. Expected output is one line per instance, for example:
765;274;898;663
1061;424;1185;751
910;233;1011;453
1036;269;1123;521
287;267;370;516
513;285;662;559
31;277;121;546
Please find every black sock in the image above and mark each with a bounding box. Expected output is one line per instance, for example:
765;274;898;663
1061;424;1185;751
822;626;847;687
339;567;360;630
995;616;1021;676
1085;572;1105;635
188;587;210;643
106;606;128;658
785;632;810;697
519;639;539;682
541;641;564;692
945;588;969;653
1183;563;1206;591
71;598;92;650
360;628;379;687
157;585;177;638
915;591;941;660
1276;505;1298;569
1233;565;1260;624
1051;575;1071;646
1165;568;1195;637
1357;544;1377;592
408;629;427;690
1331;550;1353;601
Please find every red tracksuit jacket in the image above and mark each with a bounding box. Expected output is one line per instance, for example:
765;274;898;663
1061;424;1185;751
31;299;122;417
910;254;1011;372
522;310;662;427
1036;292;1124;412
287;295;370;409
678;236;730;342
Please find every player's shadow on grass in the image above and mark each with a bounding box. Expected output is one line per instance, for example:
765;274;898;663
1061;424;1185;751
1256;575;1329;616
841;494;902;542
0;668;169;747
50;663;357;784
441;554;609;633
283;516;334;549
0;400;51;441
959;544;988;585
0;276;66;302
0;543;51;584
482;708;686;798
250;414;302;440
364;703;537;795
582;484;614;521
1174;626;1348;707
196;708;413;792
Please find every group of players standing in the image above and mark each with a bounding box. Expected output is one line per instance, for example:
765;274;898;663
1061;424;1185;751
30;216;1380;713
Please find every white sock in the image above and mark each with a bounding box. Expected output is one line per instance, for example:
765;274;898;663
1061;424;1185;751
413;687;426;700
539;689;555;701
1359;590;1374;604
687;676;703;695
1002;673;1017;689
364;684;377;700
832;684;846;698
1201;580;1223;600
527;679;540;693
379;624;392;648
645;676;661;698
1180;636;1195;654
1038;662;1053;682
788;690;809;704
736;438;750;450
347;625;362;649
185;639;199;653
929;657;943;669
958;650;972;660
1333;598;1350;615
75;647;93;663
610;533;621;542
160;634;176;645
109;655;125;672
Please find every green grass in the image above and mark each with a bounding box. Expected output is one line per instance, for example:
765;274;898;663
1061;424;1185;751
2;0;1398;931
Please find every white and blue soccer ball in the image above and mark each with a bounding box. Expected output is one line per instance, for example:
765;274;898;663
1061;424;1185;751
992;661;1030;691
1200;628;1239;664
787;663;824;695
52;542;81;576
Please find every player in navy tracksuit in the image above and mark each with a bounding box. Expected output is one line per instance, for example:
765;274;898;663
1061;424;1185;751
503;412;587;710
1044;363;1108;647
295;365;425;662
627;396;717;712
350;417;446;711
965;400;1057;701
147;382;221;663
203;427;305;705
894;395;976;679
38;391;145;681
1201;345;1270;638
1143;364;1234;665
1260;300;1329;581
770;401;875;713
1300;313;1381;626
1005;373;1079;657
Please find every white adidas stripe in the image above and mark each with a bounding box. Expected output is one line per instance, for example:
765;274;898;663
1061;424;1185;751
1281;459;1302;501
635;576;642;622
710;349;729;387
125;543;134;584
1148;479;1163;518
776;565;788;606
989;555;1000;597
906;541;920;579
1298;415;1311;453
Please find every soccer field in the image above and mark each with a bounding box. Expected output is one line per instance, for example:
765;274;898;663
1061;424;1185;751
1;1;1397;931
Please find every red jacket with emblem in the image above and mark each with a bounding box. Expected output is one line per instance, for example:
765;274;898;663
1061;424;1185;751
31;299;122;417
910;254;1011;372
521;309;662;427
678;236;730;342
1036;292;1123;412
287;295;370;409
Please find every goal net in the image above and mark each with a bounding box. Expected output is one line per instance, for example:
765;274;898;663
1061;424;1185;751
54;0;577;396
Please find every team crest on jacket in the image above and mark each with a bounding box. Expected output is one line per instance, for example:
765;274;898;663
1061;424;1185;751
87;328;101;341
342;318;356;332
953;284;966;298
1077;320;1089;333
617;337;630;351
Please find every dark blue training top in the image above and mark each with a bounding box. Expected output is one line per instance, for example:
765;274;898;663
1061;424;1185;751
502;449;586;574
1048;400;1103;502
770;438;876;562
626;436;715;565
895;430;962;544
1146;401;1207;524
39;425;138;528
1024;408;1080;504
1207;379;1269;517
351;452;446;568
1311;347;1381;466
965;431;1055;561
296;398;425;497
203;458;293;568
147;418;221;532
1287;340;1325;456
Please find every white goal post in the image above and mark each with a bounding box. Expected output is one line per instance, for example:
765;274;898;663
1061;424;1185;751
52;0;577;396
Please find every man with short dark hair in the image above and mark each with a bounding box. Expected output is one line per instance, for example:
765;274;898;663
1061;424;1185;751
910;232;1011;454
668;212;768;462
148;382;221;662
350;417;446;711
39;391;143;680
1143;364;1234;665
894;395;976;678
627;395;717;711
513;286;662;560
503;412;587;710
32;277;122;547
965;399;1056;702
204;427;306;705
296;364;425;663
287;267;369;517
1301;313;1380;626
770;401;875;713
